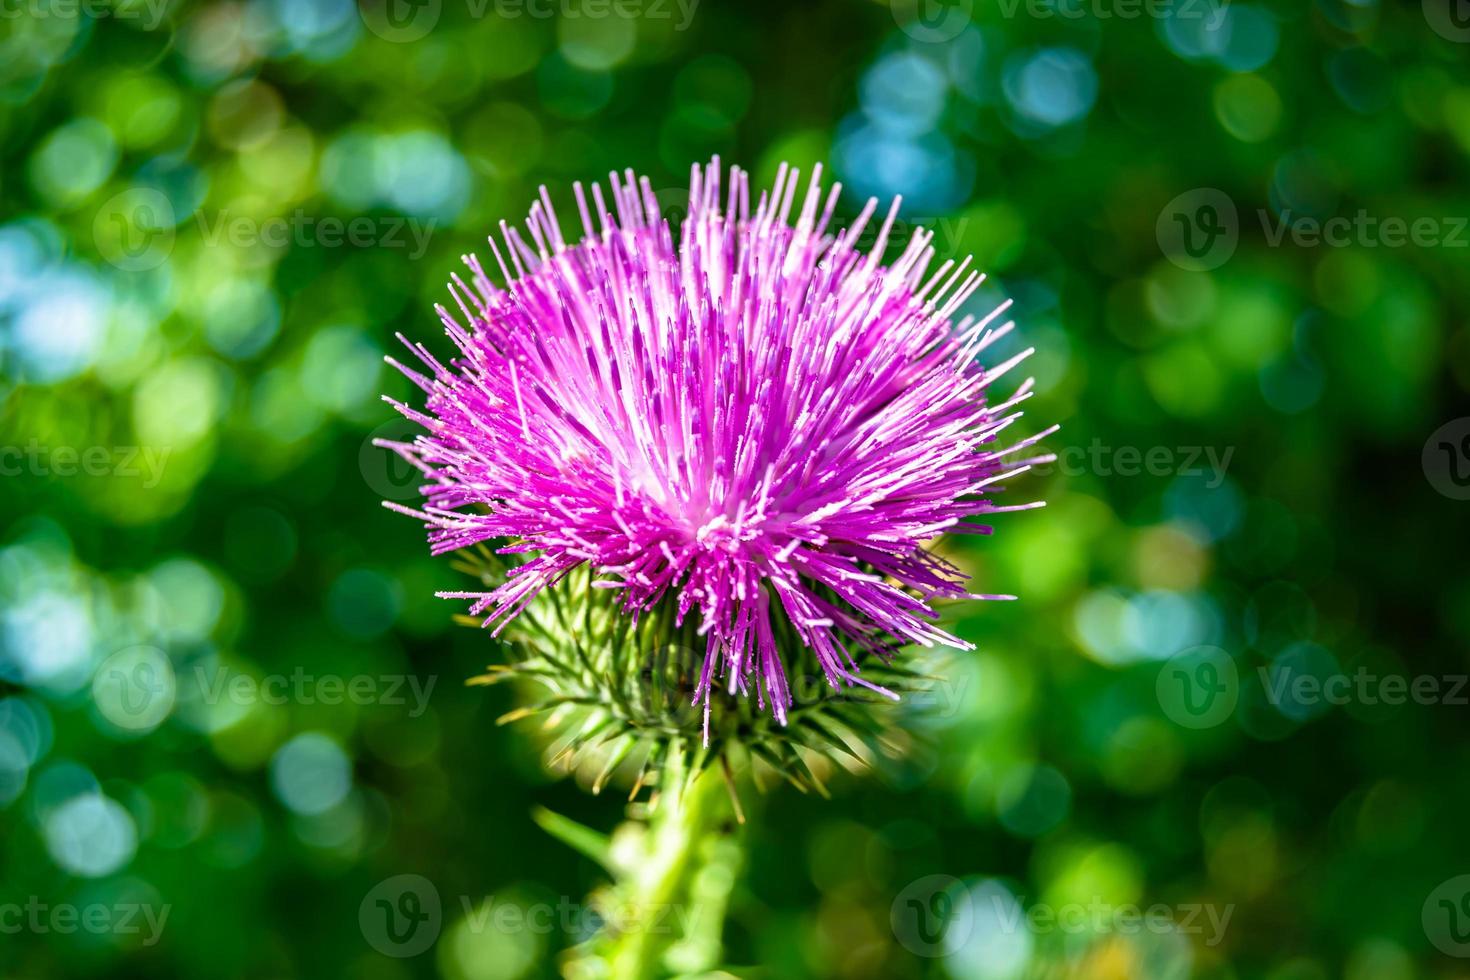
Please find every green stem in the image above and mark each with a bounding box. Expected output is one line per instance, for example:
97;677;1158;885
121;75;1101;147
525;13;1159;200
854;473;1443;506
602;750;743;980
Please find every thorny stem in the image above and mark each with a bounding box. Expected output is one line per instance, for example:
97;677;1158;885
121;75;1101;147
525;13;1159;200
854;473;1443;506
594;747;744;980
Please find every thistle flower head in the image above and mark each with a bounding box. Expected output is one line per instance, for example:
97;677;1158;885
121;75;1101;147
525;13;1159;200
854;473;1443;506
383;158;1052;746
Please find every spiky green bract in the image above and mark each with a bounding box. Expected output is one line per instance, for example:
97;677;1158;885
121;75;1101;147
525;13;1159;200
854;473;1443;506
455;545;938;797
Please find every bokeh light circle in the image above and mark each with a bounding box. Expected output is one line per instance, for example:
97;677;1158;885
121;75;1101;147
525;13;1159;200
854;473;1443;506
44;793;139;877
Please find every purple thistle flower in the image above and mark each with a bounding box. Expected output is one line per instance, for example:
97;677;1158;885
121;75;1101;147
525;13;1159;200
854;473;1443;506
383;158;1054;742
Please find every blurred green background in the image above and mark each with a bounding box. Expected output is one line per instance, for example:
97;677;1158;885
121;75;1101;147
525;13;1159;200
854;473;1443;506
4;0;1470;976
